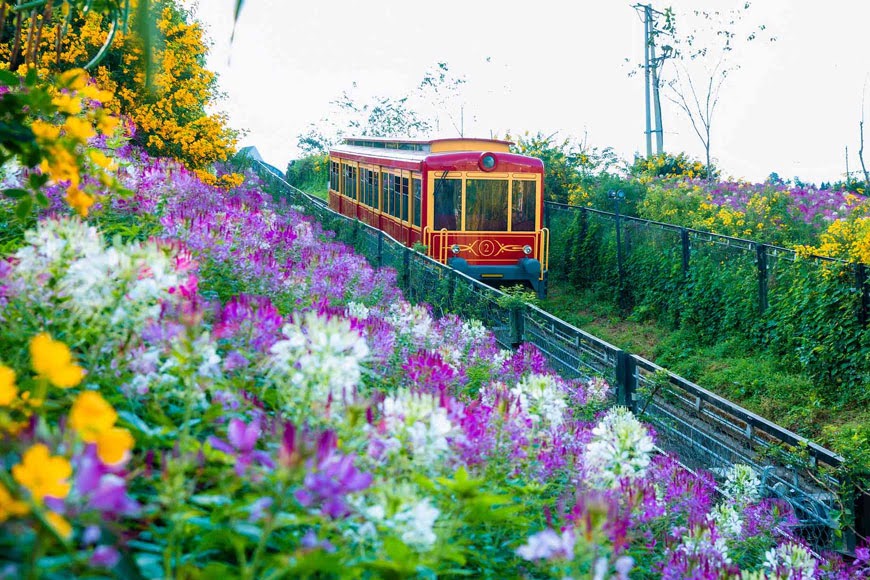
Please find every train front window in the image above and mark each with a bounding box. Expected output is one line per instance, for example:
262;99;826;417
512;180;537;231
465;179;508;231
433;178;462;230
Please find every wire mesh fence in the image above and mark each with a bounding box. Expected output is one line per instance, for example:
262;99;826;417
255;163;862;554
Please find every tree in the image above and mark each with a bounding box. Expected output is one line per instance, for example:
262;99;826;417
417;62;467;136
653;2;774;173
857;81;870;188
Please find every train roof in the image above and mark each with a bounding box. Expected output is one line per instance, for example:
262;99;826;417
329;136;519;166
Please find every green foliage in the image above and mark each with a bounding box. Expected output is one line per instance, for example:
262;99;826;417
285;154;328;198
496;285;539;310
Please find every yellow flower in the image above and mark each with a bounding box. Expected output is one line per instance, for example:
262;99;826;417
80;84;114;104
59;68;88;91
0;365;17;406
0;482;29;522
88;149;116;170
45;511;73;539
96;113;120;136
29;333;85;388
63;116;96;143
96;427;134;465
31;119;61;142
52;93;83;115
65;185;96;217
70;391;117;443
12;444;72;502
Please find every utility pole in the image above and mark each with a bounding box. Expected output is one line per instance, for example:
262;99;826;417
634;4;669;157
650;31;664;154
643;5;652;158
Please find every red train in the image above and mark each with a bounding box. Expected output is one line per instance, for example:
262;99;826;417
327;137;549;296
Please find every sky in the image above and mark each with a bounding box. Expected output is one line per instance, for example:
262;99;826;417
192;0;870;185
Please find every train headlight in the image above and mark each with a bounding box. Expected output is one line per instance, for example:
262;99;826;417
452;244;461;255
523;245;532;255
479;153;497;171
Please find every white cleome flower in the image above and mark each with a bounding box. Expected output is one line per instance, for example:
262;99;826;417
460;319;489;345
584;406;655;488
511;373;568;429
585;376;611;403
710;503;743;538
676;525;732;567
345;301;370;320
516;528;576;562
12;218;189;331
380;389;457;464
386;302;433;344
723;463;761;506
268;310;369;411
764;542;818;579
393;498;440;550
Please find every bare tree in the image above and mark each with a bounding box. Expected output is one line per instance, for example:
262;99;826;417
858;81;870;187
655;3;775;174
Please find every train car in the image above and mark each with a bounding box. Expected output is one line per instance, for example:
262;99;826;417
327;137;549;296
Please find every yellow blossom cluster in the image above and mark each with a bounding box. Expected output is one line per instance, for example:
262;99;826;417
28;68;122;216
0;333;136;540
30;332;85;388
799;217;870;264
194;169;246;190
7;1;239;171
632;152;711;183
69;391;135;465
0;364;43;435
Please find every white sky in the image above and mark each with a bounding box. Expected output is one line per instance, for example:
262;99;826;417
192;0;870;185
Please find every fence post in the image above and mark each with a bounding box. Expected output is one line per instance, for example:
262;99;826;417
544;201;551;231
756;243;769;313
680;228;690;276
509;305;525;348
856;263;868;328
615;350;636;413
402;246;411;291
377;231;384;268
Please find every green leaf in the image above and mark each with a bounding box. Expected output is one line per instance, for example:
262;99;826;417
28;172;49;189
35;192;50;207
24;67;39;86
15;196;33;220
117;410;164;438
0;70;19;86
3;188;29;199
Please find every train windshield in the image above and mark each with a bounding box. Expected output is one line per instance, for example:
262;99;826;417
512;180;537;231
465;179;508;231
433;177;462;230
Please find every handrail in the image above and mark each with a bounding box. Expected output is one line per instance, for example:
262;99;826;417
544;200;845;265
631;354;844;468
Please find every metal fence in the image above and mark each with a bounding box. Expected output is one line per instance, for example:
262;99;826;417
254;163;863;554
545;200;870;325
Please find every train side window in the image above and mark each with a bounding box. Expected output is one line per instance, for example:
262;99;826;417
401;177;409;222
433;178;462;230
412;178;422;227
344;164;357;200
385;174;394;216
329;160;339;191
363;169;372;206
511;180;537;231
392;175;401;219
465;179;508;231
380;172;388;213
